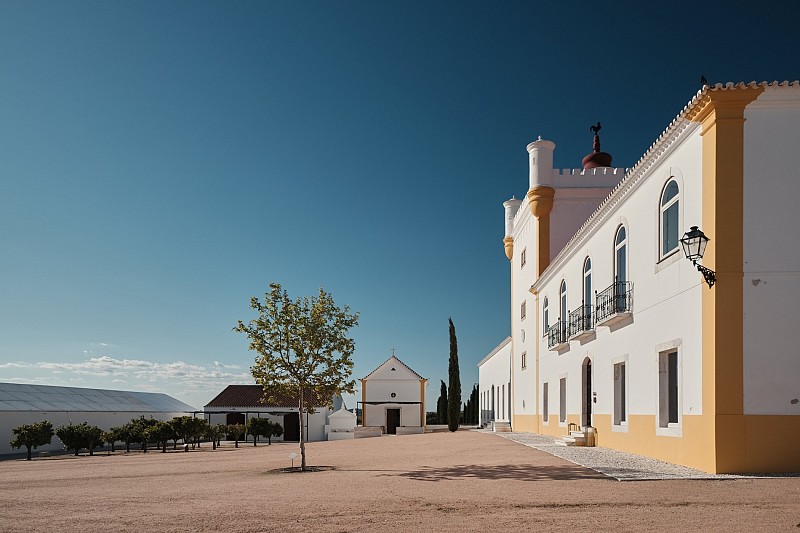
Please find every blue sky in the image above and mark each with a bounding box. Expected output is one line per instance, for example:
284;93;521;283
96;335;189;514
1;1;797;409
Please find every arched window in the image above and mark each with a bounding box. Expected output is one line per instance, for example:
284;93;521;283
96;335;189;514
615;226;627;283
543;297;549;332
660;180;680;257
583;257;592;307
560;280;568;321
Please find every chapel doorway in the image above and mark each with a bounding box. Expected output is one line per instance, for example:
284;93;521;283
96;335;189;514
386;408;401;434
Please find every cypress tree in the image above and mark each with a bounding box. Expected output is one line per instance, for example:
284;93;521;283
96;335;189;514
447;318;461;432
470;384;479;424
436;380;448;424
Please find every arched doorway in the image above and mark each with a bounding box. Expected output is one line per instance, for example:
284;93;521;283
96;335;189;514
582;358;592;427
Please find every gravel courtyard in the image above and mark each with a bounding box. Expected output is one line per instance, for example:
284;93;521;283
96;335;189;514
2;430;799;532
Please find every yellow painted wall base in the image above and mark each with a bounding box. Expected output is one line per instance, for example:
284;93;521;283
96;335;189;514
586;414;800;474
592;414;716;473
741;415;800;473
536;414;580;438
512;414;538;433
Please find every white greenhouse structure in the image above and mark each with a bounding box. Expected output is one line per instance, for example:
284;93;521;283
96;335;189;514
0;382;196;456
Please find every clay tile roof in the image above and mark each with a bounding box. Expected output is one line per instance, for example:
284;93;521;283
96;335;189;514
204;385;325;408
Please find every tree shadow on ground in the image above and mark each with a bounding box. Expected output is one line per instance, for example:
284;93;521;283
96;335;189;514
383;463;609;482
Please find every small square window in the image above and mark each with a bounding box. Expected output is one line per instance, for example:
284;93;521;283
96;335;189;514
521;351;527;370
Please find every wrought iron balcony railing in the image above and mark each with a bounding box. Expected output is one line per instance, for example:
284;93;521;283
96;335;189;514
568;304;593;339
595;281;633;325
547;320;567;349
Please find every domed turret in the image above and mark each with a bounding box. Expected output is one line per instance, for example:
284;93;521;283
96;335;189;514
582;122;613;169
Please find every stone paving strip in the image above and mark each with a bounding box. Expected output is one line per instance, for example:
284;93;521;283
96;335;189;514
482;430;798;481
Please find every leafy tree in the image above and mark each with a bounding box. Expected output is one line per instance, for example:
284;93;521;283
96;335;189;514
170;416;194;448
128;416;158;452
246;417;270;446
227;423;247;448
116;423;135;453
102;428;120;453
447;318;461;432
55;422;103;456
436;380;448;425
10;421;54;460
235;283;359;471
265;421;283;445
206;423;227;450
144;421;175;453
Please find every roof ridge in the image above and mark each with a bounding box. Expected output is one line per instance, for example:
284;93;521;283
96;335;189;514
362;355;424;380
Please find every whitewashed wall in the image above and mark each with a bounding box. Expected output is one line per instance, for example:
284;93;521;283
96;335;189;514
478;337;511;424
364;379;422;427
743;85;800;415
534;124;705;432
510;206;536;422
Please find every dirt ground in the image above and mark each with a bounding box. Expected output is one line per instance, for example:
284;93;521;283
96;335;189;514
1;430;799;532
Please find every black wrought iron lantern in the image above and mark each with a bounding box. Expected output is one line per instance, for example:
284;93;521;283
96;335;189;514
680;226;715;287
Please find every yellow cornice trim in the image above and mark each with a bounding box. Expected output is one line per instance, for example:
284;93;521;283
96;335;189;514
503;236;514;261
526;186;555;218
686;88;764;133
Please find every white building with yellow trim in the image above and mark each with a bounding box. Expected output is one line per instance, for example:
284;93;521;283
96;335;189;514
481;81;800;474
360;355;427;435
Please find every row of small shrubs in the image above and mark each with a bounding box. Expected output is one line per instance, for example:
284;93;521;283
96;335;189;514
10;416;283;460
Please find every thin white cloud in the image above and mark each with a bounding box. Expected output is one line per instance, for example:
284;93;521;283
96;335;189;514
2;355;252;394
0;362;29;369
1;349;259;407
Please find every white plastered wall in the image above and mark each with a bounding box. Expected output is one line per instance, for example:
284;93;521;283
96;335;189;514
510;207;535;419
533;125;705;431
742;85;800;415
478;338;511;423
363;378;423;427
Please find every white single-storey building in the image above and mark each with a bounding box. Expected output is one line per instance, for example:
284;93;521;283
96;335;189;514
477;336;511;430
0;382;196;456
360;355;427;435
203;385;342;442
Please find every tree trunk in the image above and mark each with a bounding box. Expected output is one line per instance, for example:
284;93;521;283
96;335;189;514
74;449;79;456
162;442;167;453
26;445;32;461
235;438;238;448
299;387;306;471
126;442;131;453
